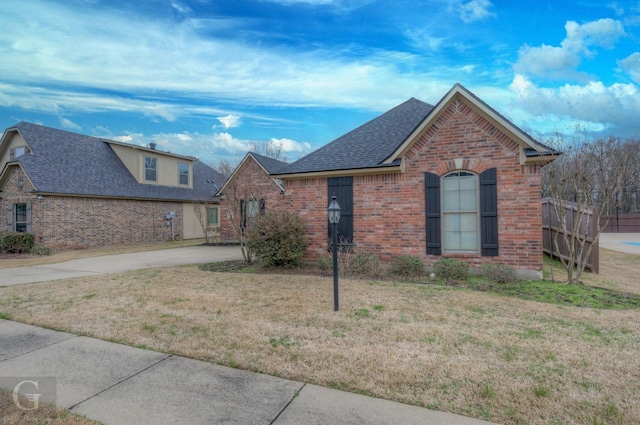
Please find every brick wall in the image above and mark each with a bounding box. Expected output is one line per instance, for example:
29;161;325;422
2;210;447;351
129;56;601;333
280;97;545;276
219;156;285;241
2;167;184;249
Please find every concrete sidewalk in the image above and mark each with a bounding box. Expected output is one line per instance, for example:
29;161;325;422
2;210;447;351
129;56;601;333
0;245;244;286
0;320;496;425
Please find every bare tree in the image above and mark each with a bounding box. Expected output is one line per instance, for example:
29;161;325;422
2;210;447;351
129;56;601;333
542;126;631;283
220;177;265;263
214;159;238;180
248;140;288;162
193;202;220;244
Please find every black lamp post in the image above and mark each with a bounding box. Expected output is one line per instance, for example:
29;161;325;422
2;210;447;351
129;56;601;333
327;195;341;311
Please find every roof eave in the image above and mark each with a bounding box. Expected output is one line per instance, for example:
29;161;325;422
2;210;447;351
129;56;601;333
272;163;403;180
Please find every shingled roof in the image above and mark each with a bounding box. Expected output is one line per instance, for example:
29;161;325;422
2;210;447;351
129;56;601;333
274;84;559;177
1;122;224;202
248;152;288;174
275;98;434;175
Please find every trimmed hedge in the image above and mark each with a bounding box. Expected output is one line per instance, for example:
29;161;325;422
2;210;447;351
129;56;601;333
247;210;308;268
0;232;35;254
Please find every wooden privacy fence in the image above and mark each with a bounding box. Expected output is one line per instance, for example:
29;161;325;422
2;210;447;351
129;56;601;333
541;198;599;273
600;213;640;233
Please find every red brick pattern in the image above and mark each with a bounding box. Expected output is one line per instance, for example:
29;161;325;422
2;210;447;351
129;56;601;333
219;157;286;241
279;96;544;273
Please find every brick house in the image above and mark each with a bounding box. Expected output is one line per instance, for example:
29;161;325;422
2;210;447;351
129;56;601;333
0;122;225;250
218;152;288;241
225;84;560;279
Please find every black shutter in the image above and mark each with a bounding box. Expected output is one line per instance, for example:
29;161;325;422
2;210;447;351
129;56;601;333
327;177;353;245
6;203;14;232
424;172;441;255
26;202;32;233
259;199;265;215
240;200;246;232
480;168;498;256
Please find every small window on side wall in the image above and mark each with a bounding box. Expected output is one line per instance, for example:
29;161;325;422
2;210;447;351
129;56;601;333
145;156;157;182
15;203;27;232
179;163;189;185
207;208;218;226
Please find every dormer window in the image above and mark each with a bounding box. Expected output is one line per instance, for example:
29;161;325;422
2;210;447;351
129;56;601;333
10;146;29;160
145;156;157;182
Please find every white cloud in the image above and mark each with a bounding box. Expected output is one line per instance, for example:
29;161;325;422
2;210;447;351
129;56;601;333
0;0;459;120
619;52;640;83
457;0;494;23
102;130;313;165
217;114;241;129
270;137;312;153
58;117;81;130
403;28;444;51
514;18;626;79
510;74;640;136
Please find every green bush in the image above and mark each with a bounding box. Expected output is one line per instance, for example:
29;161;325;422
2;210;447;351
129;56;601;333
389;255;425;279
31;246;52;256
317;256;332;271
0;232;35;254
247;210;308;268
433;257;469;282
481;263;518;284
346;253;382;277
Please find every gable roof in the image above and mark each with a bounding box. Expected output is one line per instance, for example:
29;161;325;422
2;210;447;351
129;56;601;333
0;122;224;202
274;83;559;178
274;98;433;177
216;151;288;195
386;83;560;164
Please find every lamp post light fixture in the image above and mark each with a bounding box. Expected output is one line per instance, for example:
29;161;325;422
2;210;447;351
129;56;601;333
327;195;341;311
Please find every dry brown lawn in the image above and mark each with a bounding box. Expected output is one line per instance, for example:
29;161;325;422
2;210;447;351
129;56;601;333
0;249;638;425
0;389;100;425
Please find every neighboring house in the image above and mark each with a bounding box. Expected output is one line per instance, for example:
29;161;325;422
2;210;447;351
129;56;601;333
0;122;224;249
263;83;559;279
218;152;288;241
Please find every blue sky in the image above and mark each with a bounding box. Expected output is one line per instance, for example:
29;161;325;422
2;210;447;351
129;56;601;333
1;0;639;166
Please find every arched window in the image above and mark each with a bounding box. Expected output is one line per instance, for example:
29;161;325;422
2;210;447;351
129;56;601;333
442;171;479;252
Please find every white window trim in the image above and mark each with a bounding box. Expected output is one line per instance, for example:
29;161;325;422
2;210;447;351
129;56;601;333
206;207;219;227
178;162;190;186
144;155;157;183
441;171;481;254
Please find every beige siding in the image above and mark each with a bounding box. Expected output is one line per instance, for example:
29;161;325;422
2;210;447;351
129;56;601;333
110;144;140;178
110;143;194;188
183;203;204;239
0;133;29;170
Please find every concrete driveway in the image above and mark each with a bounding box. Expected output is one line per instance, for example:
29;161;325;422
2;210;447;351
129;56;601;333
0;245;244;286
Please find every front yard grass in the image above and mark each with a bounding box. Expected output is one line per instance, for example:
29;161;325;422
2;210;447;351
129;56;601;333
1;248;639;424
0;388;100;425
